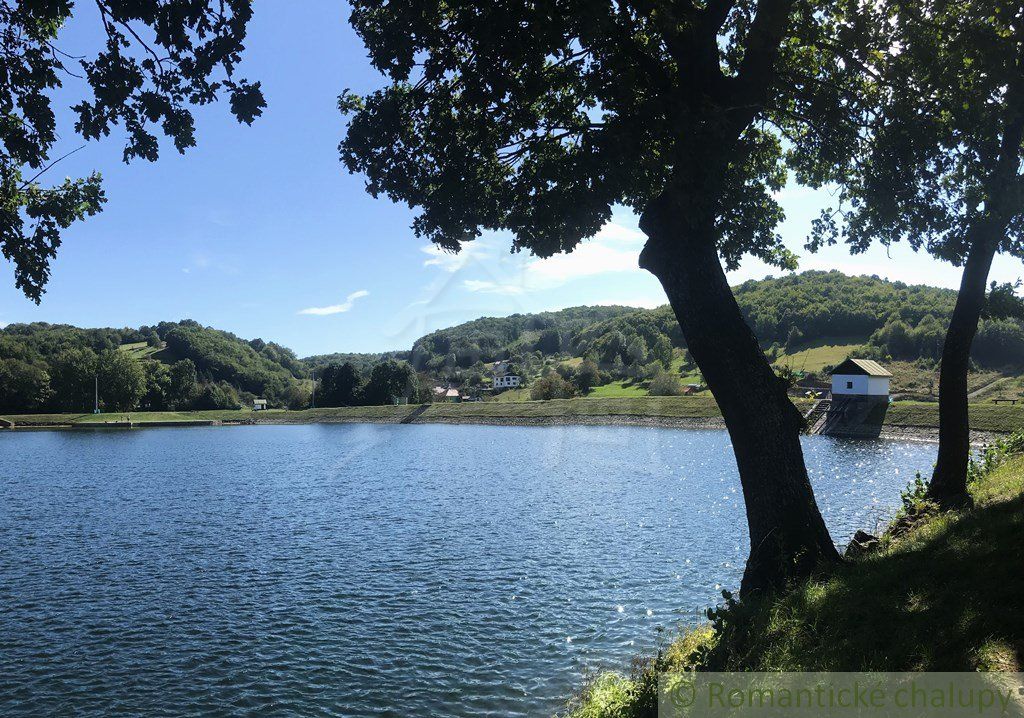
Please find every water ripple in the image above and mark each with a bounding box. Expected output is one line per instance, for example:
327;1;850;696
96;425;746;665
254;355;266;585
0;425;935;716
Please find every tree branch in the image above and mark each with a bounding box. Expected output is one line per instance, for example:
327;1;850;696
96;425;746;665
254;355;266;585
18;145;87;191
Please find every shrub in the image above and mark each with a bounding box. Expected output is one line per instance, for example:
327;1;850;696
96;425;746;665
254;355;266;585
530;373;575;400
649;370;683;396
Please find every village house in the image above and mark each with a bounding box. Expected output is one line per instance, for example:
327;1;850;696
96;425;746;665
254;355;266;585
491;360;522;390
433;386;463;403
252;398;268;411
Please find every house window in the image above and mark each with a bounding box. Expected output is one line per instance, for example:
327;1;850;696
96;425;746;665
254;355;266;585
846;381;853;389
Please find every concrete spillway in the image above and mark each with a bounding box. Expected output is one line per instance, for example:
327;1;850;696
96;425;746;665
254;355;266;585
815;395;890;439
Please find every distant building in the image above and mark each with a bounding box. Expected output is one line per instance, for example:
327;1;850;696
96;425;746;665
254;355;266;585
493;374;521;389
253;398;268;411
830;359;892;397
491;361;521;390
432;386;462;403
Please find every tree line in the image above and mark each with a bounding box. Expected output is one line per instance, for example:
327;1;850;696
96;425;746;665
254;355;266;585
0;320;430;414
407;272;1024;377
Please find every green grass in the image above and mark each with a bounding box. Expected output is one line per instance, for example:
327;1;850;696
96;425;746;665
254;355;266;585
704;451;1024;673
775;337;865;373
118;341;162;359
421;395;727;419
0;396;731;427
0;409;274;426
566;445;1024;717
884;401;1024;434
588;381;650;398
492;388;532;403
5;396;1023;432
972;375;1024;402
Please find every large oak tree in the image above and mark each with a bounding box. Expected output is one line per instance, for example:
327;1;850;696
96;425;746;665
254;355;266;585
1;0;265;302
797;0;1024;508
340;0;849;593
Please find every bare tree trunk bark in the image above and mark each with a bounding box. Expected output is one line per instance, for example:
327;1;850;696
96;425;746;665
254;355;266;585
928;228;1001;508
640;197;839;596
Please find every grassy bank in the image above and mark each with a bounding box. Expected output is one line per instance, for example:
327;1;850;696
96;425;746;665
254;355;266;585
566;436;1024;717
0;396;731;427
884;401;1024;434
4;396;1024;433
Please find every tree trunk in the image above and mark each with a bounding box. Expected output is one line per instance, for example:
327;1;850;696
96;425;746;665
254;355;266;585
928;228;1001;509
639;196;840;596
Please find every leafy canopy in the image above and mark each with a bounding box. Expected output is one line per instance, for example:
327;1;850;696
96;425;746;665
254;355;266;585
340;1;854;272
797;0;1024;265
1;0;265;301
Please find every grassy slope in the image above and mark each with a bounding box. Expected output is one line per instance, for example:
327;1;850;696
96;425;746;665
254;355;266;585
588;381;649;398
884;402;1024;434
774;338;865;373
566;450;1024;717
5;397;1024;431
0;397;733;427
972;375;1024;402
705;452;1024;672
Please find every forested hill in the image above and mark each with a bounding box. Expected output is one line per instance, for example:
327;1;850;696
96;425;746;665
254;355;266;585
0;320;310;414
571;270;962;358
3;271;1022;415
304;351;409;374
409;271;1021;371
410;305;637;371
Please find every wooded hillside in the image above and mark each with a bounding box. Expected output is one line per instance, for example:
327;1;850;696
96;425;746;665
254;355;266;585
2;271;1021;414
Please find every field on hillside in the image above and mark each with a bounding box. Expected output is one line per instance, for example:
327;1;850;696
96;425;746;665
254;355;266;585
588;381;648;398
774;337;864;373
118;341;162;359
971;375;1024;402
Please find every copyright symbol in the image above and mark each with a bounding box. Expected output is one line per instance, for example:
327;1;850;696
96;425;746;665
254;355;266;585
671;679;697;708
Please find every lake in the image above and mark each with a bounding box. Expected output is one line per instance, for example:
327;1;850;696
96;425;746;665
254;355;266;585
0;424;935;716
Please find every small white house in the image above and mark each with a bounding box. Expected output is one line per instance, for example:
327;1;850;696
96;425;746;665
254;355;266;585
491;360;522;390
830;359;892;397
493;374;522;389
253;398;269;411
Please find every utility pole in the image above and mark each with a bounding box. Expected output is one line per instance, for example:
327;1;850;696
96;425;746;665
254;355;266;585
94;376;99;414
311;369;316;409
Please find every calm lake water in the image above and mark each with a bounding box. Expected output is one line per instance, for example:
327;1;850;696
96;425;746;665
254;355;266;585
0;424;935;717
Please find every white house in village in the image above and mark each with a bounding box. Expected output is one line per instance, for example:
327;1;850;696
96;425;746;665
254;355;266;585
493;374;521;389
491;360;522;390
253;398;268;411
830;358;892;397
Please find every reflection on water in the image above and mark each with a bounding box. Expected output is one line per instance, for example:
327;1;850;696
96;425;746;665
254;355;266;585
0;424;935;716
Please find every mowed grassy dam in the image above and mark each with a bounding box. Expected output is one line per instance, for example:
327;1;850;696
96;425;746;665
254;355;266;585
3;396;1024;435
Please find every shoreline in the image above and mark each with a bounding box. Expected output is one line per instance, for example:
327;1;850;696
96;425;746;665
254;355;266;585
4;396;1021;442
0;410;1004;444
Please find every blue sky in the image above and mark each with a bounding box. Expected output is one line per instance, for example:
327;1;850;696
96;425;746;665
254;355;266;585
1;2;1022;357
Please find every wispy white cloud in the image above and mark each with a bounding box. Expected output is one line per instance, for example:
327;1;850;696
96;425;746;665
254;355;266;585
462;279;525;295
182;252;238;276
421;241;493;273
299;290;370;316
459;221;647;295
